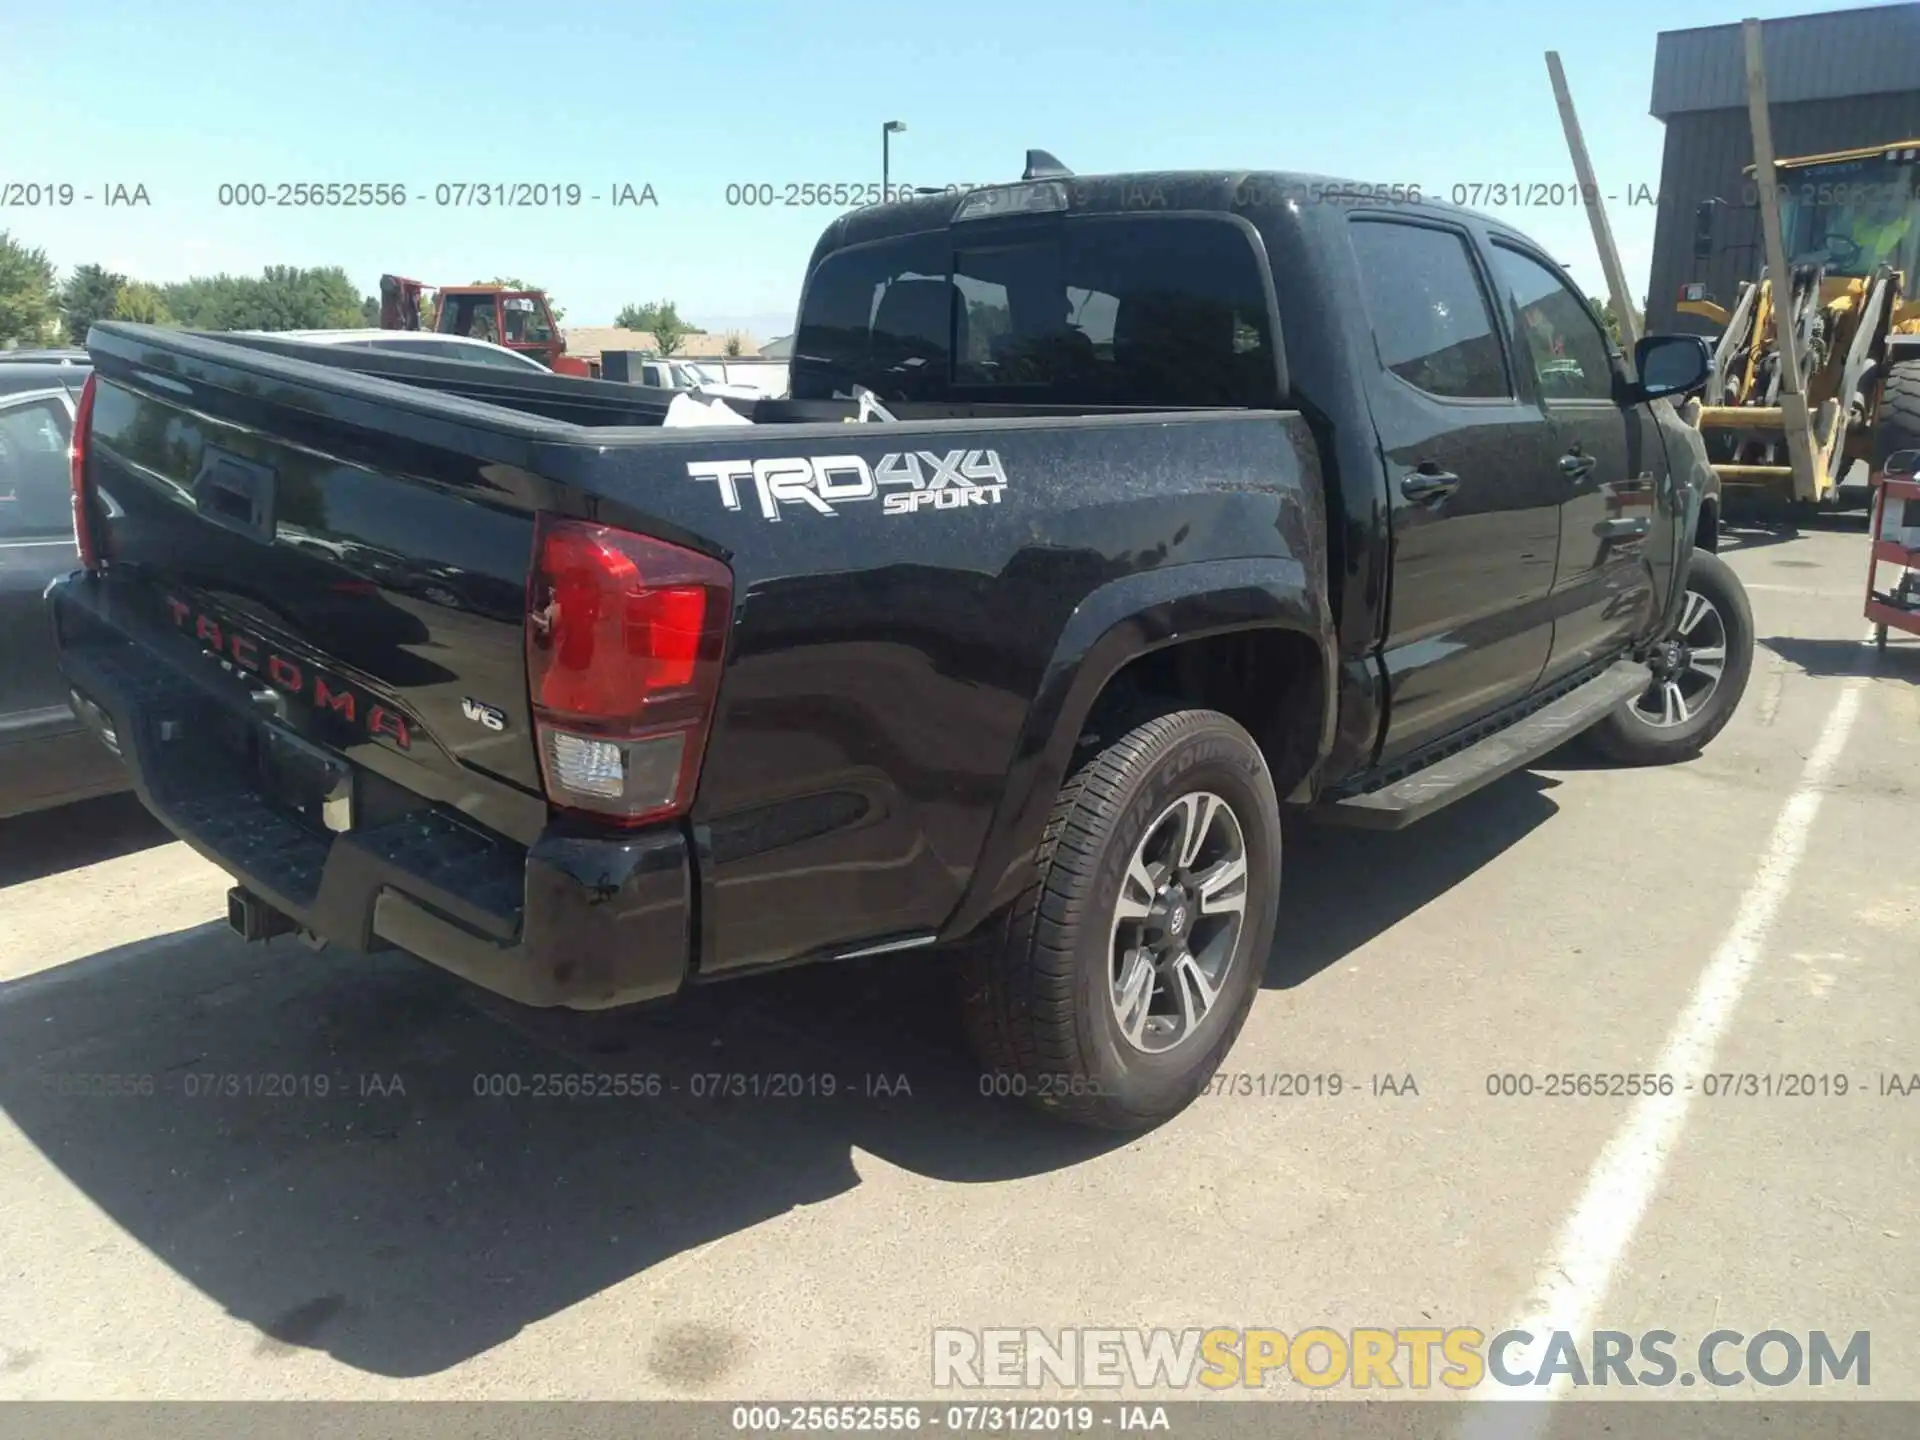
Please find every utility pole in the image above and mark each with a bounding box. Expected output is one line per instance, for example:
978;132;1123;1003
1545;51;1641;372
1742;16;1821;500
882;120;906;200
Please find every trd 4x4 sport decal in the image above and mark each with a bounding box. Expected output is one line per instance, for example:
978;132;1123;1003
686;449;1008;521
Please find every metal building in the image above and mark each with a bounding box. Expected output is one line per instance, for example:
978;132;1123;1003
1646;2;1920;335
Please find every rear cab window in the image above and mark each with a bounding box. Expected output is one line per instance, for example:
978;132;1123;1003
791;216;1279;408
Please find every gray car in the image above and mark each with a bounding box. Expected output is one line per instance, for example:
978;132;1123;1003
0;359;131;818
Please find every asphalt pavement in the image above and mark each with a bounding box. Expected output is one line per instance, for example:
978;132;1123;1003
0;519;1913;1408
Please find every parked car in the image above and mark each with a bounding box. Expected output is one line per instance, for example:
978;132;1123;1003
624;357;771;401
679;360;791;396
0;347;90;367
633;358;708;389
237;329;554;372
0;357;131;818
51;168;1750;1128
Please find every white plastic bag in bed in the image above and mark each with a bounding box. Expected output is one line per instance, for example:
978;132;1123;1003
663;390;754;427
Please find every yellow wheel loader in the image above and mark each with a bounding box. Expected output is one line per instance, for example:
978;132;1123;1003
1680;140;1920;513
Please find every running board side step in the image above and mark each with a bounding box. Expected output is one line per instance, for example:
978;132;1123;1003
1312;659;1651;830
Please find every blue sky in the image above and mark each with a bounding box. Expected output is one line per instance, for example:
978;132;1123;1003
4;0;1866;340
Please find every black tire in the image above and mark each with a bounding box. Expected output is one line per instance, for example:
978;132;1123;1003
1874;357;1920;473
960;708;1281;1130
1584;547;1754;765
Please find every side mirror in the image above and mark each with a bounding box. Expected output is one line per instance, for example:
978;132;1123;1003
1633;333;1712;401
1692;200;1716;260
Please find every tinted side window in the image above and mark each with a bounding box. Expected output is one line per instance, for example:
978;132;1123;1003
1348;220;1509;400
0;397;75;540
1488;243;1615;402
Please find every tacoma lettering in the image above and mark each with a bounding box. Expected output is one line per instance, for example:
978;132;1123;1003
159;594;411;751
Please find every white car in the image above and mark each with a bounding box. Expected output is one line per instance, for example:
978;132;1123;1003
635;358;770;400
238;329;554;372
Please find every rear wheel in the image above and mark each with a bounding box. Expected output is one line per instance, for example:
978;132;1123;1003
960;708;1280;1130
1584;547;1754;765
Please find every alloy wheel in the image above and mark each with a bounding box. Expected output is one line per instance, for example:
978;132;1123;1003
1108;791;1250;1055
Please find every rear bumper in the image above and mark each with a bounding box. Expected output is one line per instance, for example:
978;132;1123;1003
48;572;692;1010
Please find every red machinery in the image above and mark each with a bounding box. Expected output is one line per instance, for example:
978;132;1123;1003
379;274;591;376
1866;455;1920;650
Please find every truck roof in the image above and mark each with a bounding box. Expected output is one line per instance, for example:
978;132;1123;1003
815;168;1519;254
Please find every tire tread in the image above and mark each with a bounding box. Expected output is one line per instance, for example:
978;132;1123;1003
960;708;1267;1128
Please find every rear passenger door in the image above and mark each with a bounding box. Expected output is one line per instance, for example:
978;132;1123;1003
1347;217;1563;765
1486;242;1661;686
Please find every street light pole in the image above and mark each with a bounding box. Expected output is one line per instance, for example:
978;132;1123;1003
882;120;906;200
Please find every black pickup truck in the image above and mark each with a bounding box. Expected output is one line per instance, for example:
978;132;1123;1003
49;167;1751;1129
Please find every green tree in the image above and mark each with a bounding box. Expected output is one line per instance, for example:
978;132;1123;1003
1586;294;1644;348
724;331;743;358
0;231;59;345
475;277;563;323
616;298;693;355
161;266;367;331
615;300;657;331
360;295;380;326
60;264;127;343
157;275;236;328
1587;295;1620;346
112;281;174;325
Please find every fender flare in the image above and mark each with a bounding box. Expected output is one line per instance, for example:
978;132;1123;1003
939;557;1336;942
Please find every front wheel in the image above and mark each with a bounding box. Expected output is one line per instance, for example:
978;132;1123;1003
1583;547;1754;765
960;708;1281;1129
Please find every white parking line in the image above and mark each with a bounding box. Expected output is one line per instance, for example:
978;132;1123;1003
1462;670;1868;1432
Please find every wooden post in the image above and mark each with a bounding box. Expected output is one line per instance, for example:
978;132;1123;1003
1545;52;1641;373
1743;16;1821;500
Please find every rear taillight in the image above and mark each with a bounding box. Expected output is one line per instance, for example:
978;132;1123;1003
525;514;732;827
70;371;101;570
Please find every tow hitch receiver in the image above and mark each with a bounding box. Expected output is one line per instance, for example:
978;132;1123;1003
227;886;297;944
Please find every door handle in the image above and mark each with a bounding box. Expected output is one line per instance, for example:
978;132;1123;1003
1400;469;1460;503
1560;450;1597;480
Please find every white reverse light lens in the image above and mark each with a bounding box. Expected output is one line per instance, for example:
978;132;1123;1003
548;731;625;798
542;727;689;817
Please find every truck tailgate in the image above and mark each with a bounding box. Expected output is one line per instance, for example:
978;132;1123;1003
75;325;563;843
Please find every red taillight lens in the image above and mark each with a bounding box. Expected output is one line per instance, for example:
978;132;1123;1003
70;371;101;571
525;515;732;827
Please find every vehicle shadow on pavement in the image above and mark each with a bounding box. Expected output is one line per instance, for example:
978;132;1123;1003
1266;769;1561;989
0;792;174;888
1715;525;1806;555
0;925;1115;1379
1717;511;1869;550
1761;633;1918;679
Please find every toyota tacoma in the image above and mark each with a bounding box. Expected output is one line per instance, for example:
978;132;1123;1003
49;164;1751;1128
